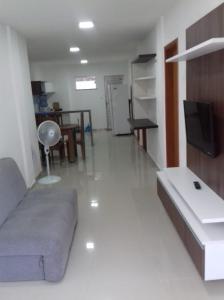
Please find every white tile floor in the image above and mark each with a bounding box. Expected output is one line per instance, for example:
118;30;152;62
1;131;224;299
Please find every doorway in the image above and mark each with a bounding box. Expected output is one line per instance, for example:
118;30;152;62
104;75;124;130
164;39;179;167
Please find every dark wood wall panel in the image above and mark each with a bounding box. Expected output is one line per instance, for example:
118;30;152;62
186;3;224;199
186;4;224;49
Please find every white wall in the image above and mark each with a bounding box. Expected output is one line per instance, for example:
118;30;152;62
0;24;41;187
133;20;166;168
31;61;129;129
133;0;224;169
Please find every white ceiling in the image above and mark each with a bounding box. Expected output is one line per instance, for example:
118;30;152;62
0;0;177;62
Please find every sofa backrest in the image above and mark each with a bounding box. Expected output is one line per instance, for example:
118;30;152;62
0;158;27;227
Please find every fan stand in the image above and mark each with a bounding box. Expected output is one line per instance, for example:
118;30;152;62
38;146;61;185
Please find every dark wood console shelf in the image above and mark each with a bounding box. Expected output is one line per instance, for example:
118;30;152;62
128;118;158;152
132;54;156;64
128;118;158;130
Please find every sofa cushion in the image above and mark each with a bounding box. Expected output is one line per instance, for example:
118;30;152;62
0;255;44;282
0;188;78;281
0;158;26;227
0;188;77;255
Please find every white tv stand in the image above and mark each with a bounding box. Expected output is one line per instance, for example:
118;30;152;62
157;167;224;281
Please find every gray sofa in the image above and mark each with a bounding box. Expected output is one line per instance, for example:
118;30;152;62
0;158;78;282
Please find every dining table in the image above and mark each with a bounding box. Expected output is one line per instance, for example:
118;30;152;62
36;109;93;162
35;110;94;145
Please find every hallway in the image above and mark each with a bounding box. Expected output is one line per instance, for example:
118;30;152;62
0;132;223;299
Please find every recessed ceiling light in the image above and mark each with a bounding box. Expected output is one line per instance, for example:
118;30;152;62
70;47;80;53
81;59;88;64
79;21;94;29
86;242;95;249
90;200;99;208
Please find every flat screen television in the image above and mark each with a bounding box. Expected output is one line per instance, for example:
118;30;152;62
184;100;217;158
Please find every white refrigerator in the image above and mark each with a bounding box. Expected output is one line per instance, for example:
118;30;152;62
110;84;131;135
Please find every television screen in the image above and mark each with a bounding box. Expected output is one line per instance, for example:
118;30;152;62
184;100;217;158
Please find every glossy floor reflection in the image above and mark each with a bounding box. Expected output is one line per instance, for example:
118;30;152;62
1;131;224;300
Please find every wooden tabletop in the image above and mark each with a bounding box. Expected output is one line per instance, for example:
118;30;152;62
36;110;91;115
60;124;79;130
